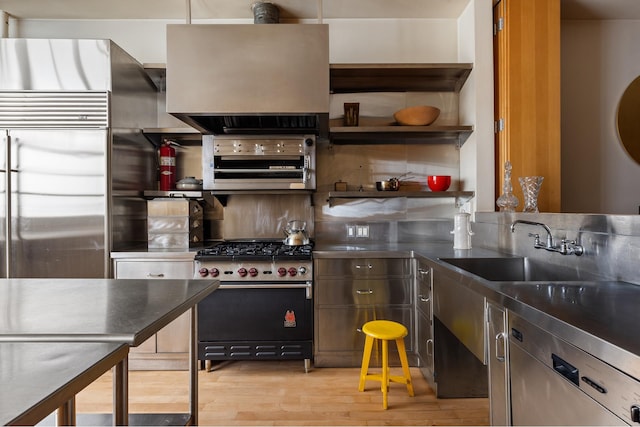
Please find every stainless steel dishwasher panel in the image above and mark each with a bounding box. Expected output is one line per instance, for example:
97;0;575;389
510;343;624;425
509;313;640;426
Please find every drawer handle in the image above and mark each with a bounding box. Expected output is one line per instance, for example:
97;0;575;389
418;294;430;302
418;268;430;275
552;353;579;386
356;289;373;295
355;264;373;269
495;332;506;362
147;273;165;278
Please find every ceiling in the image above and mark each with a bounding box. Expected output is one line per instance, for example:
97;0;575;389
2;0;640;21
1;0;639;21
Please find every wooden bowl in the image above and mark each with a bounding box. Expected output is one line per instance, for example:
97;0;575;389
393;106;441;126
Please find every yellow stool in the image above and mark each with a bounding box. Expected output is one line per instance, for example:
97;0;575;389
358;320;414;409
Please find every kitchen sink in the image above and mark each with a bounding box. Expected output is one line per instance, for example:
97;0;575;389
439;257;604;282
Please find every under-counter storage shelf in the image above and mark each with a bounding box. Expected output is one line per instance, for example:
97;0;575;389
329;63;474;145
327;190;474;207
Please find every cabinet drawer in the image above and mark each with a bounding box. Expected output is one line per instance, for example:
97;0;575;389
316;278;412;306
316;306;414;354
315;258;412;277
114;260;194;279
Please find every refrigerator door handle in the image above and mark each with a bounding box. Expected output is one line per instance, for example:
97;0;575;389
3;130;10;277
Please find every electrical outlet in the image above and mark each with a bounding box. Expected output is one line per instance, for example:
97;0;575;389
356;225;369;238
347;225;356;237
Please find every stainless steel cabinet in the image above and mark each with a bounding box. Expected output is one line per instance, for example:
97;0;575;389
433;268;486;363
431;265;488;398
113;259;194;370
415;257;435;388
314;257;414;367
487;302;510;426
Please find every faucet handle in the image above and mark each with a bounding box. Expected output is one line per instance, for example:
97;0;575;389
560;239;584;256
527;233;541;245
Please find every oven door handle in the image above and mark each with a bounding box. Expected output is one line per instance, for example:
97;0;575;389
215;168;301;173
218;281;312;299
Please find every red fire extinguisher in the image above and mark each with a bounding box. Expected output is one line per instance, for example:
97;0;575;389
159;140;176;191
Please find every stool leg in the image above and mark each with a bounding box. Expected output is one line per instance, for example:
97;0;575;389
358;335;374;392
396;338;414;397
382;339;389;409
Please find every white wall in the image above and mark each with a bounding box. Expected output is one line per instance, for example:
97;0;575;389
458;0;495;215
562;19;640;214
9;10;496;218
12;17;461;64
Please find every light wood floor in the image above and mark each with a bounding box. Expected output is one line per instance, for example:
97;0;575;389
75;360;489;426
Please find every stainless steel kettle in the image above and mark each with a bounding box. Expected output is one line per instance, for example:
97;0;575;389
283;220;309;246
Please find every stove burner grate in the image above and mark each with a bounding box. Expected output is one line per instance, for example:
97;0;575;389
196;241;313;260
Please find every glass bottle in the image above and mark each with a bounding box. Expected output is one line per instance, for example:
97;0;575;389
496;161;519;212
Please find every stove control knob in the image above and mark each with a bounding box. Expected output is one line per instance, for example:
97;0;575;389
198;267;209;278
631;405;640;423
249;267;259;277
238;267;248;277
209;268;220;277
298;266;307;275
277;267;287;277
288;267;298;277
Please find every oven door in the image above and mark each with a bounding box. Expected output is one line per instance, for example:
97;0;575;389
198;282;312;358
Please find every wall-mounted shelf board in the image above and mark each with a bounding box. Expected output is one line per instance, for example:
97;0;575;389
327;190;475;207
330;63;473;93
143;127;202;146
329;125;473;145
203;190;315;207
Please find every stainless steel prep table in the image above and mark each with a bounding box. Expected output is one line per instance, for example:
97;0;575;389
0;278;220;426
0;342;129;426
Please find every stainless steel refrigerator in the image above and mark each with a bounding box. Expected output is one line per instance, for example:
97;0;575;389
0;38;157;278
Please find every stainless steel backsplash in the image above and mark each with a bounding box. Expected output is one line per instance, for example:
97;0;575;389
473;212;640;285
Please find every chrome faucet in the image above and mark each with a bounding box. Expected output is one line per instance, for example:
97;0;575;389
510;220;584;256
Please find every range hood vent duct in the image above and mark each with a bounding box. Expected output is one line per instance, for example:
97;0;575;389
166;24;329;137
252;2;279;23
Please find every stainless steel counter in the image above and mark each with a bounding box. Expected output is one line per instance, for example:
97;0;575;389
313;241;640;382
0;278;216;345
111;249;198;260
312;241;503;259
0;342;129;426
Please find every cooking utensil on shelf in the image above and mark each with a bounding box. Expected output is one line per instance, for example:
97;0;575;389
176;177;203;190
376;179;400;191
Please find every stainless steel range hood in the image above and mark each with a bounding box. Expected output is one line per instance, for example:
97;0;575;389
166;24;329;137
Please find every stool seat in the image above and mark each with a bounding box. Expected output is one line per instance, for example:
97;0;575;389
362;320;408;340
358;320;414;409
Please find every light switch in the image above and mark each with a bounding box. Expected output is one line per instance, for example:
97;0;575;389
347;225;355;237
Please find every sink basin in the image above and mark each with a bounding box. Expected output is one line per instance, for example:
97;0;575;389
439;257;604;282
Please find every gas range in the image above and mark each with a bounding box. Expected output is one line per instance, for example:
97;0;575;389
195;240;313;282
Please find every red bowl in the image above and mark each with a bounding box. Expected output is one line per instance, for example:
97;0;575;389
427;175;451;191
